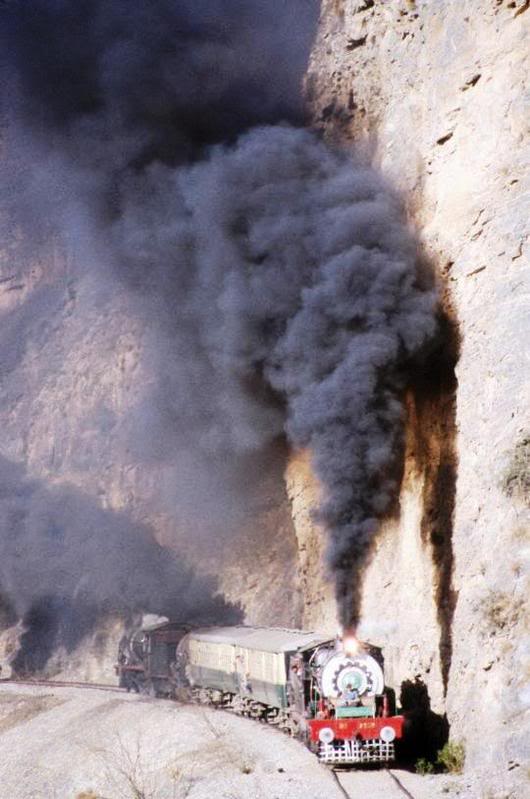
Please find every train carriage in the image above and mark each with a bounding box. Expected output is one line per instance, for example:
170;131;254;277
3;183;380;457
179;626;331;712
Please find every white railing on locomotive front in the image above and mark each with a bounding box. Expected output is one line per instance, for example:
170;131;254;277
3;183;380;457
318;739;395;764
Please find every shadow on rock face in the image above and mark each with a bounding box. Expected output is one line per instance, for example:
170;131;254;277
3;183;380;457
396;678;449;765
397;677;450;765
411;309;460;695
0;455;243;676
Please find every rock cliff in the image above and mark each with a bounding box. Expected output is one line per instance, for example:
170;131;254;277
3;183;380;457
295;0;529;793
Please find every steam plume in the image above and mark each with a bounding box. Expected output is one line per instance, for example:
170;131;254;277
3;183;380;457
2;0;437;643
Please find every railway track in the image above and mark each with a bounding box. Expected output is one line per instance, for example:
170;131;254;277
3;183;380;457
332;766;417;799
0;678;124;693
331;770;352;799
386;767;416;798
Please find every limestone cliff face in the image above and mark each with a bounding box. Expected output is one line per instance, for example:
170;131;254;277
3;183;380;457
294;0;529;791
284;450;336;634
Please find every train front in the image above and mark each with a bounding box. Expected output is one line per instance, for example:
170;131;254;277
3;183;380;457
305;634;404;765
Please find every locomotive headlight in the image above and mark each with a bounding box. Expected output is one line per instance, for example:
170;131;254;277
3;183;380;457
343;635;359;656
380;725;396;743
318;727;335;744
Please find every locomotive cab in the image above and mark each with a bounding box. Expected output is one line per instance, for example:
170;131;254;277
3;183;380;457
115;618;189;696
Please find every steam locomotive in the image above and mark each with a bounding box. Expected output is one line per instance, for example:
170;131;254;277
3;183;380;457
116;620;403;766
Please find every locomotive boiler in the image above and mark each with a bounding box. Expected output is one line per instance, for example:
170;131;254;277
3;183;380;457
116;621;403;766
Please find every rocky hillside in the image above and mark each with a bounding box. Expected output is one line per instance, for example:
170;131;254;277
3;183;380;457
291;0;528;794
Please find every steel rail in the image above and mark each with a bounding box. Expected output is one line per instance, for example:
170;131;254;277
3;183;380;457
332;767;417;799
0;678;124;693
330;769;353;799
385;767;417;799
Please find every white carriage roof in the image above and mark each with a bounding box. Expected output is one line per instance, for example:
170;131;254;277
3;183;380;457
189;626;334;653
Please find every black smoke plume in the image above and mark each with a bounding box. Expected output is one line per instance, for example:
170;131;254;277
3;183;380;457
111;127;438;627
0;456;242;673
2;0;437;644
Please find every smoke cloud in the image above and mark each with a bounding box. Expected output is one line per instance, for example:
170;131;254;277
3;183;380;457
111;126;438;626
2;0;438;651
0;456;242;672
